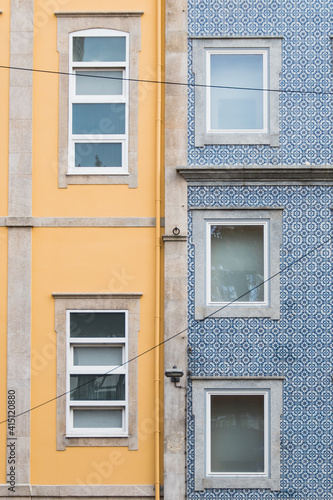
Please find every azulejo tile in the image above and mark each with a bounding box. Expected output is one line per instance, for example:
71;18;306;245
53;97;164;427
187;185;333;498
187;0;333;166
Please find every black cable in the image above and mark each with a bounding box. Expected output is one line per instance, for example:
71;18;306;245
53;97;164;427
0;232;332;425
0;64;332;96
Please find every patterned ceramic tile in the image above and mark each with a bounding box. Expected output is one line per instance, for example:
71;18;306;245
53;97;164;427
187;0;333;166
187;186;333;498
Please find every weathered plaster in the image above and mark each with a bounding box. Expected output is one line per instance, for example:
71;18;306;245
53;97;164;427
6;0;34;486
163;2;188;499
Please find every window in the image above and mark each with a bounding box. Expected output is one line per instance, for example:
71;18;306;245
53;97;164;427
208;220;268;306
56;12;142;188
67;310;128;437
192;378;283;491
69;30;128;175
53;293;141;450
192;37;282;147
207;49;267;133
192;209;282;319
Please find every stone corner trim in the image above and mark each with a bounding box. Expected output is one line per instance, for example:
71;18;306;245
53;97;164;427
177;165;333;184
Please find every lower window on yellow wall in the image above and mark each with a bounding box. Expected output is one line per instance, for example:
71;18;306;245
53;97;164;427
67;310;128;437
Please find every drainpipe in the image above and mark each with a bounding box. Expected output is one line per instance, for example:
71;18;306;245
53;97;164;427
154;0;163;498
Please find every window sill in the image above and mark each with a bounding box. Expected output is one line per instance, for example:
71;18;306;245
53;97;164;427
60;172;135;188
197;132;279;147
62;434;135;449
196;303;280;320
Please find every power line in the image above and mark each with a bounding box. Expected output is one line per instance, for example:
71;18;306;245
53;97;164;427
0;64;332;96
1;232;332;426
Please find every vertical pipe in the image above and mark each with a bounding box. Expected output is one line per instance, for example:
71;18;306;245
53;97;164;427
154;0;163;498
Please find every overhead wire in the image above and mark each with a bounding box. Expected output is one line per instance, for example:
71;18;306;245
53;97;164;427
0;64;333;95
0;232;332;425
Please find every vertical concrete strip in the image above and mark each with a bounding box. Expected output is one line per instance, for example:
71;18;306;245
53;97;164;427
164;1;188;499
7;0;34;486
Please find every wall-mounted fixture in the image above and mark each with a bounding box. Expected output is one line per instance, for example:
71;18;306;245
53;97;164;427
165;365;184;384
172;227;180;235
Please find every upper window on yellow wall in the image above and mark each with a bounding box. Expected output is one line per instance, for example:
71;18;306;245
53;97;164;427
69;29;129;175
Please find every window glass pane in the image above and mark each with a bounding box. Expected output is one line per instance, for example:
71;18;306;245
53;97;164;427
75;143;122;168
73;36;126;62
70;312;125;338
73;346;123;366
70;374;125;401
73;409;122;428
211;395;265;473
76;71;123;95
210;54;264;130
72;103;125;135
211;224;264;302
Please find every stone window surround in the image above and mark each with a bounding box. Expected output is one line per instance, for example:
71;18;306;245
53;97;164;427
192;377;283;491
191;37;282;148
53;293;141;450
56;12;143;188
192;208;283;319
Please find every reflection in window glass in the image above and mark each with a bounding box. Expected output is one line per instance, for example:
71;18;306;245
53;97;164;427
72;103;125;135
73;409;122;428
73;36;126;62
70;312;126;338
70;374;125;401
76;71;123;95
210;224;264;303
73;346;122;366
210;394;265;473
210;53;264;130
75;143;122;168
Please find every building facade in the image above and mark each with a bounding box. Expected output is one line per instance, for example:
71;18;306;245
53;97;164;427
164;1;333;499
1;0;164;499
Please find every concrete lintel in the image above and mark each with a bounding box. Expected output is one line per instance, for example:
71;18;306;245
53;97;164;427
190;206;284;211
191;376;286;380
52;293;142;300
177;165;333;184
189;35;284;40
55;11;144;18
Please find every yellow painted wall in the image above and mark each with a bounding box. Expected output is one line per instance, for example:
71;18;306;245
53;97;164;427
32;0;158;217
29;0;162;487
31;228;157;484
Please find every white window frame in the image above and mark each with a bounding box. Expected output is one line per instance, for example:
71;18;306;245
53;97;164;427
206;49;269;135
66;309;128;438
206;219;269;307
192;377;283;491
68;29;129;175
206;389;269;478
192;37;282;147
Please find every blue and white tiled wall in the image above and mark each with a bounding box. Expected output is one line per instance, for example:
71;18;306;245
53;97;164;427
188;0;333;166
187;186;333;499
186;1;333;498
